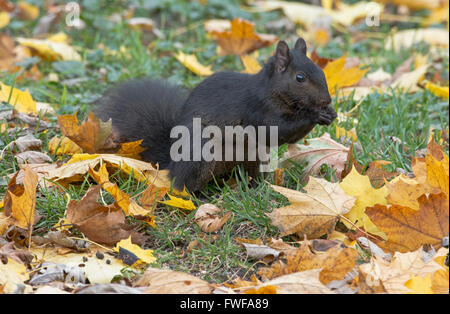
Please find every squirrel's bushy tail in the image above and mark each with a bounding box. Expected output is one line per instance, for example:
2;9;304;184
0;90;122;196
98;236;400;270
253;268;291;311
95;79;187;168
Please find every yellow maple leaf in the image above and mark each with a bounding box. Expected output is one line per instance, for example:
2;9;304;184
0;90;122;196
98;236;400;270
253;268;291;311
114;236;156;265
0;11;10;29
335;125;357;142
48;135;83;156
159;194;196;211
174;51;213;76
405;274;434;294
88;163;150;217
240;54;262;74
5;167;38;230
339;167;388;239
425;81;449;99
17;36;81;61
0;83;37;114
323;55;368;95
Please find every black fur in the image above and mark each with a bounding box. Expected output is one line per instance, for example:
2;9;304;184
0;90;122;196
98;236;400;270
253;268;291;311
95;38;336;191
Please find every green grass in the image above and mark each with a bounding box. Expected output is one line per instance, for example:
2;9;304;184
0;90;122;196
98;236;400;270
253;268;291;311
0;0;448;283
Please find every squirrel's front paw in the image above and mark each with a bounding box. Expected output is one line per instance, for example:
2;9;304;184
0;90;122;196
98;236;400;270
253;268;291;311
316;106;337;126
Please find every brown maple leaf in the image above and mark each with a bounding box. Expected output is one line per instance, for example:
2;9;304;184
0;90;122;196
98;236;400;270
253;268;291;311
258;241;358;285
66;185;142;245
366;193;449;253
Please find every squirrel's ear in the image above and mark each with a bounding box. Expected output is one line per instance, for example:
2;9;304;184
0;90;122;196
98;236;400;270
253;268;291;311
294;38;307;55
275;40;290;72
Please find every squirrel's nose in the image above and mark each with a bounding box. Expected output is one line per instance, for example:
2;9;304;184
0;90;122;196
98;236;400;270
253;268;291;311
320;95;332;107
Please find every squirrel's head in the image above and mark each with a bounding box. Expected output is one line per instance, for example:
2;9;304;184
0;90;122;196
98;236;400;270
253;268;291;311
268;38;331;111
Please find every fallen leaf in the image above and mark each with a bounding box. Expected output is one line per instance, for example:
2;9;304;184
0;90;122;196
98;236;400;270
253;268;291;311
359;247;443;294
340;167;388;239
268;177;355;237
17;36;81;61
0;133;41;158
138;184;169;211
0;11;10;29
47;153;170;188
240;54;262;74
0;83;36;114
114;236;156;266
385;28;449;51
324;55;368;95
249;270;333;294
377;0;444;10
65;185;135;245
134;267;213;294
258;241;358;285
30;246;126;284
159;194;196;211
208;18;277;56
4;166;38;231
194;203;231;232
174;51;214;76
15;151;53;164
281;133;349;182
88;163;150;217
48;135;83;155
240;243;280;262
366;193;449;253
57;112;117;154
426;81;449;99
0;257;32;294
431;248;449;294
17;1;39;20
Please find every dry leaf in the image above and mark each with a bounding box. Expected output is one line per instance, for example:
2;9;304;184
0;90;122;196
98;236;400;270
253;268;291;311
159;194;196;211
30;246;126;284
15;151;53;164
57;112;117;154
240;54;262;74
258;241;358;285
194;203;231;232
359;247;443;294
425;81;449;99
324;55;368;95
17;36;81;61
47;153;170;188
208;18;277;56
0;83;36;114
366;193;449;253
250;270;333;294
281;133;349;182
114;236;156;266
65;185;134;245
385;28;449;51
134;267;213;294
4;167;38;231
268;177;355;237
174;51;214;76
48;135;83;155
340;167;388;239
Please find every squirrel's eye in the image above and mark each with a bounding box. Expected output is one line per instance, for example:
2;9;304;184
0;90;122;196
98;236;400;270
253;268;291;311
296;73;306;83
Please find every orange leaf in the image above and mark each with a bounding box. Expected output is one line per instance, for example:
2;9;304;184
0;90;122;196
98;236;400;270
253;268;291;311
366;193;449;253
209;18;277;56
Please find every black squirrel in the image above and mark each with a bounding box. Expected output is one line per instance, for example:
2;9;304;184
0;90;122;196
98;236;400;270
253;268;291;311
96;38;336;191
